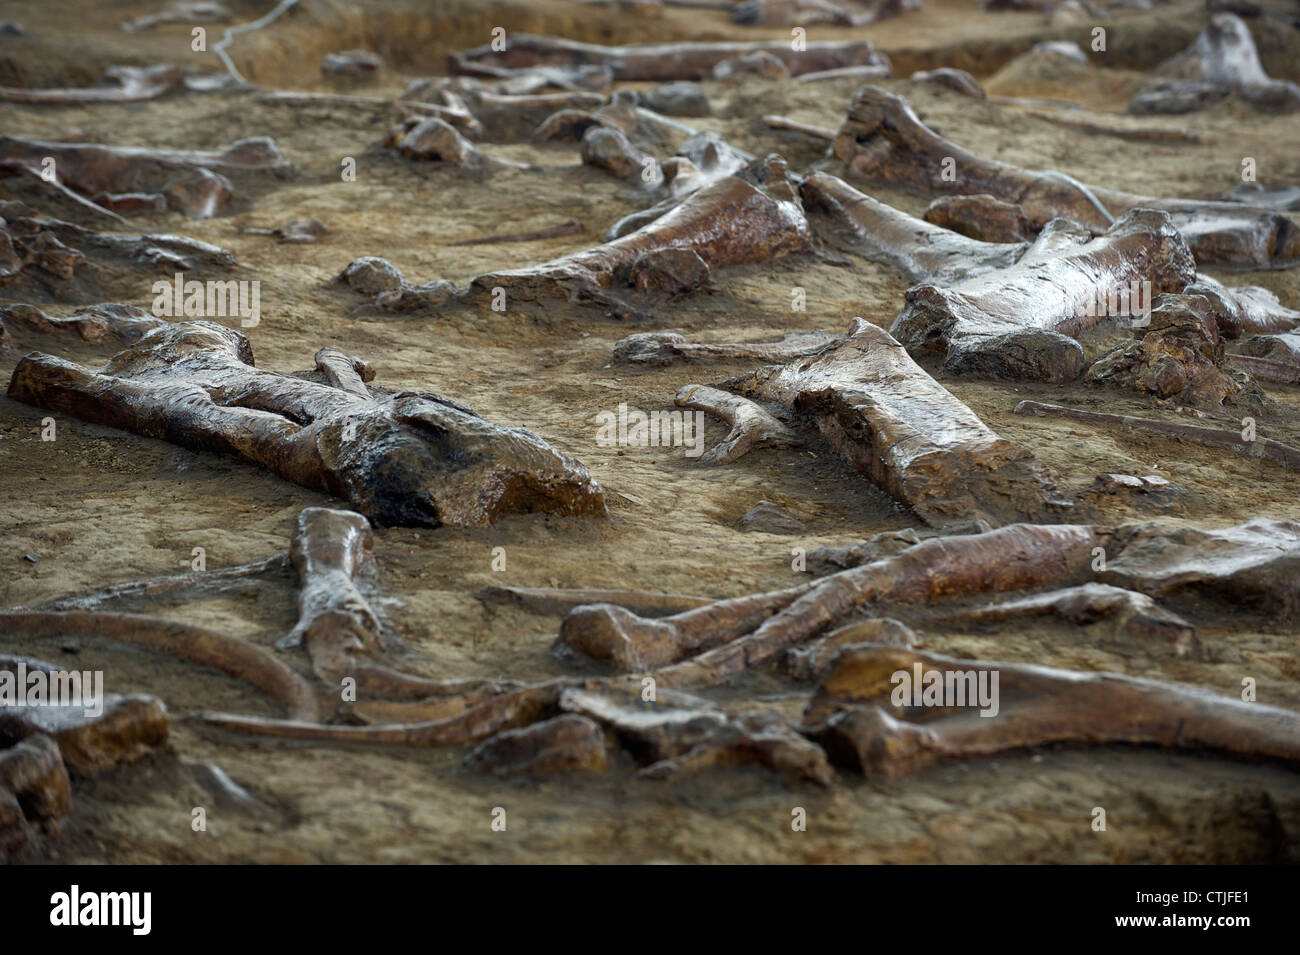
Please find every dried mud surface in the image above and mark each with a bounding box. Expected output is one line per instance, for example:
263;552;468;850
2;0;1300;863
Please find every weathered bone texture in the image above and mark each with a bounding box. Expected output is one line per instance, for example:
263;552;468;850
674;383;799;464
464;714;607;775
922;194;1030;243
280;508;384;689
0;202;238;301
891;210;1197;382
800;172;1027;284
1187;276;1300;336
465;154;814;306
782;617;918;680
910;67;986;98
0;66;191;104
647;524;1101;687
942;583;1199;657
1014;400;1300;468
30;553;288;612
0;733;70;861
832;86;1300;267
1085;293;1242;406
613;329;843;366
0;611;319;722
1221;183;1300;212
0;693;169;776
731;0;888;27
559;584;814;671
449;34;888;81
726;319;1069;526
582;516;1300;689
6;321;606;527
453;90;607;142
1229;331;1300;385
242;218;327;244
0;303;165;346
385;116;502;172
1130;14;1300;115
0;136;291;218
804;646;1300;776
558;688;834;783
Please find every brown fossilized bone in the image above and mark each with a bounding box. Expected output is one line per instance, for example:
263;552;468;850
724;319;1069;526
0;66;189;105
1228;331;1300;385
0;202;238;301
449;33;888;81
800;171;1028;284
613;329;843;366
0;303;165;346
674;384;800;464
1129;14;1300;115
6;321;606;526
461;154;814;307
1013;400;1300;468
890;210;1197;382
1084;293;1244;407
1;732;70;860
832;86;1300;268
0;135;291;218
940;583;1199;658
922;194;1030;243
804;646;1300;776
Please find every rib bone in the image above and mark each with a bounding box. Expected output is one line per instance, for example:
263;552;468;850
674;384;799;464
805;647;1300;776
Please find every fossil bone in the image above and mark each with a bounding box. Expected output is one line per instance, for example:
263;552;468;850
674;383;800;464
6;321;606;526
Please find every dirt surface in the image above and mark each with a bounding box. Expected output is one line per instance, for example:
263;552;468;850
2;0;1300;863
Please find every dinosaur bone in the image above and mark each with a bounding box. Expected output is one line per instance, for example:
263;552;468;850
0;136;290;218
6;321;606;526
0;66;188;105
940;583;1199;657
0;733;70;861
1013;400;1300;468
449;34;887;81
674;384;799;464
1084;293;1242;406
832;86;1300;267
0;303;165;346
725;319;1069;526
462;154;813;308
800;171;1028;284
0;612;318;721
613;329;843;365
1129;14;1300;115
890;210;1197;381
122;1;231;31
804;646;1300;776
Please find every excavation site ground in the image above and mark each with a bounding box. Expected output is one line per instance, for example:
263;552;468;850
2;0;1300;865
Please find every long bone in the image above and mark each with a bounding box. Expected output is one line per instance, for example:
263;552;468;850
7;322;606;527
832;86;1300;268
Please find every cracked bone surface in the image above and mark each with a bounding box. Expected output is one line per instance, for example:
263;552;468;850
613;329;843;365
467;154;813;304
942;583;1200;658
832;86;1300;268
804;647;1300;776
450;33;888;81
0;733;70;861
6;321;606;527
674;384;799;464
890;210;1197;382
0;303;165;346
0;135;290;218
0;65;190;105
0;202;238;301
800;171;1028;284
564;516;1300;686
724;319;1068;527
1130;14;1300;115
